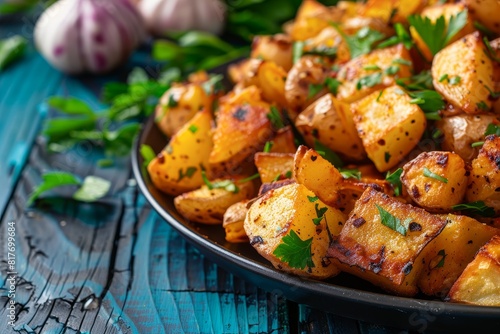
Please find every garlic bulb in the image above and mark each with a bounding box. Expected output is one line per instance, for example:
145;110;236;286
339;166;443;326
137;0;226;36
34;0;146;74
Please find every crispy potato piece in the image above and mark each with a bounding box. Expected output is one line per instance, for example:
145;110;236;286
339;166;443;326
328;187;448;296
289;0;344;41
338;177;395;215
410;3;475;62
269;126;297;154
255;61;288;107
209;86;273;177
223;201;250;243
148;109;213;196
254;152;294;184
351;86;427;172
295;93;366;161
464;0;500;35
436;114;500;162
285;56;329;116
401;151;468;212
155;83;213;138
448;235;500;306
251;34;293;71
417;214;499;297
294;146;343;207
466;135;500;214
174;177;256;224
341;16;394;36
336;44;413;103
361;0;426;24
432;32;494;114
245;183;346;279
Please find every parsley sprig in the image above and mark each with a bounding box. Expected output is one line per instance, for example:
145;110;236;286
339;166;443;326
333;25;385;59
376;204;412;236
273;230;315;270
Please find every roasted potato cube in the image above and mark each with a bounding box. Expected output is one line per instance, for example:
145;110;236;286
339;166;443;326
436;114;500;162
251;34;293;71
209;86;273;177
255;61;288;107
351;86;427;172
411;3;475;61
339;177;395;215
223;201;250;243
361;0;425;24
289;0;344;41
269;126;297;154
155;83;213;138
448;235;500;306
148;109;213;196
432;32;494;114
417;214;499;297
254;152;294;184
295;93;366;161
341;16;394;36
466;135;500;214
464;0;500;35
174;177;256;224
401;151;468;212
336;43;412;103
245;183;346;279
328;187;448;296
294;146;343;207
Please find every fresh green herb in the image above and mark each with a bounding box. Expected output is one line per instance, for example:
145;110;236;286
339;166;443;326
436;249;447;268
285;170;293;179
477;101;489;111
423;167;448;183
201;74;224;95
407;90;445;119
377;23;413;49
452;201;496;217
188;125;198;134
432;129;443;139
392;58;412;66
363;64;381;71
273;230;315;270
325;77;341;95
474;21;495;38
408;11;468;56
303;46;337;58
293;41;305;64
308;195;319;203
272;173;282;182
267;106;285;129
483;37;500;63
73;176;111;202
308;83;324;99
386;168;403;196
340;168;361;180
167;95;178;108
356;72;382;90
239;173;261;183
376;204;412;236
333;25;385;59
0;35;27;71
178;167;198;181
312;203;328;225
438;74;449;82
384;152;391;163
314;140;344;168
396;70;433;91
202;171;239;193
449;76;461;85
376;90;384;102
140;144;156;167
263;141;273;153
485;86;500;99
471;141;484;148
485;123;500;136
97;159;115;168
47;97;95;116
384;65;400;76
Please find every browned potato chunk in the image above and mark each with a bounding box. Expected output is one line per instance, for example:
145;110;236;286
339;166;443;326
174;177;256;224
155;83;213;138
464;0;500;35
289;0;344;41
466;135;500;214
448;235;500;305
401;151;468;212
436;114;500;162
328;187;448;296
148;109;213;196
417;214;499;297
336;43;413;103
339;177;395;215
254;152;294;184
209;86;273;177
245;183;345;279
295;93;366;161
223;201;250;243
351;86;427;172
269;126;297;154
432;32;494;114
251;34;293;71
361;0;426;24
341;16;394;36
294;146;343;207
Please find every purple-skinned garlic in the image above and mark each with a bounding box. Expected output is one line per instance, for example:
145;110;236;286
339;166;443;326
34;0;146;74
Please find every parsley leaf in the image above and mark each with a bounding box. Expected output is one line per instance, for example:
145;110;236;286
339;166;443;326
340;168;361;180
356;72;382;90
376;204;411;236
408;90;445;119
334;25;385;59
452;201;496;217
267;106;285;129
483;37;500;63
239;173;260;183
73;176;111;202
303;46;337;58
273;230;315;270
378;23;413;49
313;203;328;225
386;168;403;196
423;167;448;183
314;140;344;168
201;74;224;95
178;167;198;181
436;249;447;268
396;70;433;91
0;35;27;71
308;83;324;99
140;144;156;167
307;196;319;202
201;171;239;193
477;101;489;111
325;77;341;95
485;123;500;136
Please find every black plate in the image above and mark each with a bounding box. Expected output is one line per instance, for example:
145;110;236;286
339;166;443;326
132;113;500;333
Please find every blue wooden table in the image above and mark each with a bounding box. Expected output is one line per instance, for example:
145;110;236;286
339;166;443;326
0;14;410;334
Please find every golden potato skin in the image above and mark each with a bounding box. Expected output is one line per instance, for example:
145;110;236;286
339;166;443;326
448;235;500;306
361;0;426;24
401;151;468;212
174;177;256;225
289;0;344;41
328;188;448;296
251;34;293;71
336;43;413;103
293;146;343;207
466;135;500;214
464;0;500;35
148;109;213;196
436;114;500;162
269;126;297;154
155;83;213;138
244;183;345;279
432;32;494;114
295;93;366;161
417;214;499;297
223;201;250;243
254;152;294;184
351;86;427;172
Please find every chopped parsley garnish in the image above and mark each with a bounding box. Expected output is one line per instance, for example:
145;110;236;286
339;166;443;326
202;171;239;193
285;170;292;178
303;46;337;58
201;74;224;95
377;23;413;49
312;203;328;225
239;173;260;183
325;77;341;95
308;83;324;99
376;90;384;102
167;95;178;108
423;167;448;183
471;141;484;148
363;64;381;71
340;168;361;180
308;195;319;202
485;86;500;99
140;144;156;167
436;249;447;268
384;65;400;76
178;166;198;181
376;204;412;236
386;168;403;196
485;123;500;136
449;76;461;85
188;124;198;134
483;37;500;63
293;41;305;64
356;72;382;90
396;70;433;91
333;25;385;59
452;201;496;217
314;140;344;168
408;11;468;56
267;106;285;129
408;90;445;119
392;58;412;66
384;152;391;163
273;230;315;270
438;74;449;82
477;101;489;111
263;141;273;153
0;35;27;71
